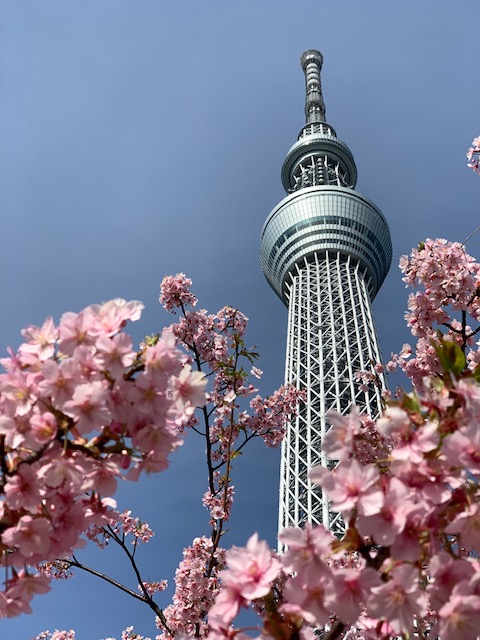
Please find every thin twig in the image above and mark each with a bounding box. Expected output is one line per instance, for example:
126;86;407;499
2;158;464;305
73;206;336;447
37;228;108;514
67;556;146;604
462;225;480;247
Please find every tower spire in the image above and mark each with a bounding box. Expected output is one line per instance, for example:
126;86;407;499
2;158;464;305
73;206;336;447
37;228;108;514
280;50;357;193
301;49;326;124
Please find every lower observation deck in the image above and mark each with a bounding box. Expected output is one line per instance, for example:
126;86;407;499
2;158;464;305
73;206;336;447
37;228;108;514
260;185;392;304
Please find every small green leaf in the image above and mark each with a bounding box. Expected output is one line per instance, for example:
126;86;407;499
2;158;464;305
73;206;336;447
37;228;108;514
400;393;421;413
433;339;466;376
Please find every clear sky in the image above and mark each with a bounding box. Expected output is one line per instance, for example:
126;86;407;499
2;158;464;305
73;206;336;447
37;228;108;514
1;1;480;638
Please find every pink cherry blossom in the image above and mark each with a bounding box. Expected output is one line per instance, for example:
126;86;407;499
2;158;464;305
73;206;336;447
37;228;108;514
93;298;144;336
144;331;182;382
169;364;207;421
436;580;480;640
428;551;476;610
57;308;98;355
208;585;245;631
4;463;43;510
2;515;52;559
30;410;58;445
466;134;480;174
162;536;225;637
390;419;440;463
376;406;410;437
324;567;381;625
279;523;333;573
203;485;234;524
366;564;428;635
5;570;51;615
321;408;362;461
442;422;480;477
131;420;181;462
282;570;331;628
219;533;281;601
96;333;136;378
62;380;111;434
19;316;57;361
310;459;383;517
356;477;414;546
37;358;78;406
82;459;121;497
445;503;480;552
160;273;197;311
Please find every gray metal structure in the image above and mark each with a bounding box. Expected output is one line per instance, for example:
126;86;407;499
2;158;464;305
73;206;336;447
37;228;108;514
260;50;392;538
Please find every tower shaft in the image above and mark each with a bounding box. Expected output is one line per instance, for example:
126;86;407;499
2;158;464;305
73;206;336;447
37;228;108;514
279;251;385;537
260;50;392;538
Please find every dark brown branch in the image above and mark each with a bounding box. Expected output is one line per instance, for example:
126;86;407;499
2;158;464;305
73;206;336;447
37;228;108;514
323;620;346;640
67;555;147;604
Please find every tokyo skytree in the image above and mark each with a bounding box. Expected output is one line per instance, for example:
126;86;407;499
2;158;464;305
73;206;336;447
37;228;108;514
260;50;392;538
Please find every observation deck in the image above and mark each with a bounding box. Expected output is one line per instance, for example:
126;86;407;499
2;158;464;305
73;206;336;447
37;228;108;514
260;49;392;304
260;185;392;304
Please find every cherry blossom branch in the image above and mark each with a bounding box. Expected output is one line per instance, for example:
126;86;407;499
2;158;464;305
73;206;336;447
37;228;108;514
102;525;170;629
64;527;171;633
65;555;147;604
322;620;346;640
462;225;480;246
176;299;217;497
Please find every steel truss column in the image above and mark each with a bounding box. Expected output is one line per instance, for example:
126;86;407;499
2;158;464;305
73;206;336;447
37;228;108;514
278;251;386;538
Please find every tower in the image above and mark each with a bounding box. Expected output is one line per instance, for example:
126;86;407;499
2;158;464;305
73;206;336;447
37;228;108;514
260;50;392;538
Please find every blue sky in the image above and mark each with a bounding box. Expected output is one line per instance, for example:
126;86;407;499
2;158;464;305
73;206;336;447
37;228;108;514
1;1;480;638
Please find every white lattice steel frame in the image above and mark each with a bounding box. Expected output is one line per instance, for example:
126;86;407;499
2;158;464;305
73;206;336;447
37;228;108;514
280;252;385;537
260;50;392;539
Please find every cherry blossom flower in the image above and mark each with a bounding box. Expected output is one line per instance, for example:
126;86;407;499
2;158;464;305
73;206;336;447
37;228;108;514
4;463;43;510
466;134;480;174
445;503;480;552
436;580;480;640
169;364;207;421
428;551;475;611
324;567;381;625
366;564;428;635
310;459;383;517
279;523;333;573
322;407;363;461
159;273;197;311
356;477;414;546
19;316;57;361
2;515;52;559
282;570;331;628
219;533;281;601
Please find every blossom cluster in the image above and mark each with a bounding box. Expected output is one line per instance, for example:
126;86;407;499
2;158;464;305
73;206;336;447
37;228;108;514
202;240;480;640
153;275;302;635
0;298;206;617
158;277;301;533
36;627;153;640
212;380;480;639
2;273;300;634
159;536;226;638
35;631;77;640
467;135;480;174
84;509;155;549
383;238;480;390
14;240;480;640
